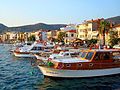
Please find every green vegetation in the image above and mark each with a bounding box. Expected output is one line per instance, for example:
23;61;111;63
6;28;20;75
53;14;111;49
47;62;54;67
108;30;120;47
28;35;36;41
99;20;110;45
86;39;98;46
57;32;66;42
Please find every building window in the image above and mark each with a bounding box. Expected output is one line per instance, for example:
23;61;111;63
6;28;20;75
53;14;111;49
80;35;84;38
88;28;91;31
66;40;68;43
71;34;74;37
66;64;71;67
66;34;68;37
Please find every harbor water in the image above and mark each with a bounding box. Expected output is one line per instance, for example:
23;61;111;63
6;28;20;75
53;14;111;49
0;44;120;90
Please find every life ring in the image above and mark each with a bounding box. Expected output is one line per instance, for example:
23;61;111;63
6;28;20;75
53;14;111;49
57;63;64;69
54;45;58;49
15;47;20;52
48;58;52;61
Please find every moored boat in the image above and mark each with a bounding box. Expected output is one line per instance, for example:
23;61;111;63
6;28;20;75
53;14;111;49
38;49;120;78
13;41;54;58
35;50;80;63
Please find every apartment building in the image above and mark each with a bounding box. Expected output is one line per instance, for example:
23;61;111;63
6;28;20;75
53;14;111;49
76;19;103;40
112;24;120;38
60;24;77;44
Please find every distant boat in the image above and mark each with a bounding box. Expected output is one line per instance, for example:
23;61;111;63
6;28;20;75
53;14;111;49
13;41;54;58
10;41;32;52
38;49;120;78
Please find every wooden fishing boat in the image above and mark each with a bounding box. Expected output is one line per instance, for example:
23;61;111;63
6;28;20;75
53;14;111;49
38;49;120;78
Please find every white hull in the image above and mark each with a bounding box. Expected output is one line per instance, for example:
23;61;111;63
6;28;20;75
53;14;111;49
34;54;48;62
13;52;35;58
38;66;120;78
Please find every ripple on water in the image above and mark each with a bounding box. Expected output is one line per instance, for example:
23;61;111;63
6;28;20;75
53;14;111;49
0;44;120;90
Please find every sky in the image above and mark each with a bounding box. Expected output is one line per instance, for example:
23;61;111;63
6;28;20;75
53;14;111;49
0;0;120;27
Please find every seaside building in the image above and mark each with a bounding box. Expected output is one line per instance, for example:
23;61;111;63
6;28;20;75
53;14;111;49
76;19;103;40
35;30;47;41
60;24;77;44
47;30;59;40
0;31;18;43
112;24;120;38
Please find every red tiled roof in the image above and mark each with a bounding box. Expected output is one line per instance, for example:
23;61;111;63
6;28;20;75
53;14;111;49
67;30;76;33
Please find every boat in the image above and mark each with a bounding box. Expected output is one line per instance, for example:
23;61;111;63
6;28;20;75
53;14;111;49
113;44;120;49
38;49;120;78
10;41;32;52
35;51;80;63
13;41;54;58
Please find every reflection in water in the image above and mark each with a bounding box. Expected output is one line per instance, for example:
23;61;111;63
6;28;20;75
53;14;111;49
37;75;120;90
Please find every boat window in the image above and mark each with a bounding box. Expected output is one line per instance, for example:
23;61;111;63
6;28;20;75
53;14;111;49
94;53;100;60
81;52;87;58
37;47;42;50
77;63;82;67
70;52;79;57
44;47;49;49
79;52;82;57
45;47;54;49
85;52;94;60
64;53;69;56
112;52;120;60
31;47;37;50
113;52;120;56
27;43;32;45
103;53;110;60
66;64;71;67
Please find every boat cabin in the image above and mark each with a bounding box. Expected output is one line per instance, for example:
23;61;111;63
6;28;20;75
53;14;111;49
47;49;120;70
49;51;80;59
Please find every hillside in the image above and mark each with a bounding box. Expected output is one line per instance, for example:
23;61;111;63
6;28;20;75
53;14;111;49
0;23;67;33
106;16;120;25
0;16;120;33
0;24;8;33
8;23;67;32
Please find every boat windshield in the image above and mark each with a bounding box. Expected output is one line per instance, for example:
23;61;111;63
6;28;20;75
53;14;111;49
80;52;87;58
85;52;94;60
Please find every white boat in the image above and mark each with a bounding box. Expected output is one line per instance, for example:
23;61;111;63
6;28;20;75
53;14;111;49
10;41;32;52
13;41;54;58
35;51;80;63
113;44;120;49
38;49;120;78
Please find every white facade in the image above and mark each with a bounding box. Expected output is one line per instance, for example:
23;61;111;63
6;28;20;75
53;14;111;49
60;24;76;31
35;30;47;41
77;22;99;40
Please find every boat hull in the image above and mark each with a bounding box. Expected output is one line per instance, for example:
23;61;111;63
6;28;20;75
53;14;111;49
38;66;120;78
13;52;35;58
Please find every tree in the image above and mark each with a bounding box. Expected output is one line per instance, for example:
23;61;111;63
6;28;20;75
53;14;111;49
57;32;66;42
28;35;36;41
86;39;98;47
108;30;120;47
99;20;110;46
